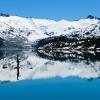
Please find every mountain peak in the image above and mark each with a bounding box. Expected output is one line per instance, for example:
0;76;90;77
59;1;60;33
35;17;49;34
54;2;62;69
87;15;100;20
0;13;10;17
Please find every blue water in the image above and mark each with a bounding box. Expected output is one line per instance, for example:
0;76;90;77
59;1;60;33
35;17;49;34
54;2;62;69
0;77;100;100
0;50;100;100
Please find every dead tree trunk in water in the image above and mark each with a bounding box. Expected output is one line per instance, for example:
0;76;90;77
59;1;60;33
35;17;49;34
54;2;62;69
16;55;20;80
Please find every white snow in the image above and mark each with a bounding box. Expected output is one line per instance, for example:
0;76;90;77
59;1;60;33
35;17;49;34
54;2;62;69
0;16;100;42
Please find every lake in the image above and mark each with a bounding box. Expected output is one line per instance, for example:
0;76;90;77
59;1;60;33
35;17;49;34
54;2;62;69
0;49;100;100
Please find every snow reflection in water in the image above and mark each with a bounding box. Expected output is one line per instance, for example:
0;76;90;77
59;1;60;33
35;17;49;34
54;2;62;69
0;50;100;82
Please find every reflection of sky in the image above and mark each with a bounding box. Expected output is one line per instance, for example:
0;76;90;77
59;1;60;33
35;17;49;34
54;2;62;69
0;77;100;100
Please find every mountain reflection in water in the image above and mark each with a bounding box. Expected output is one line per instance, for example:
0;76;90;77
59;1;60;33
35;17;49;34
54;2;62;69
0;49;100;83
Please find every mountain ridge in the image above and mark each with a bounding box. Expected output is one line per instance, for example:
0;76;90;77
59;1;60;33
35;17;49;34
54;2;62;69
0;14;100;48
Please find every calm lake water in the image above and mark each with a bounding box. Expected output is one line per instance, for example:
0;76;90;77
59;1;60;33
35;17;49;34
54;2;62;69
0;49;100;100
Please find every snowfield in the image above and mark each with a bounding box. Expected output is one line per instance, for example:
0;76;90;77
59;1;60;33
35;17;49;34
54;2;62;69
0;15;100;43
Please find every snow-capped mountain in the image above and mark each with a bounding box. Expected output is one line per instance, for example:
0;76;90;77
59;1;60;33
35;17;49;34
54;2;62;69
0;14;100;45
1;14;100;83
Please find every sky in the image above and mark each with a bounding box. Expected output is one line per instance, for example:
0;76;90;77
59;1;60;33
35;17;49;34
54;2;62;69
0;0;100;20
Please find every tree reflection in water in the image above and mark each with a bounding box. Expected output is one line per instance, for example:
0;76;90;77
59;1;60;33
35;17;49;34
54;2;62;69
37;49;100;64
16;55;20;80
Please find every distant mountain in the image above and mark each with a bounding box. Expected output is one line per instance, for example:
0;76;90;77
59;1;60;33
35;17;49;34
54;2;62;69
87;15;100;20
0;14;100;49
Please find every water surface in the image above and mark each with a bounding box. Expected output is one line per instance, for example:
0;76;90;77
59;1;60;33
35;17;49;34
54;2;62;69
0;50;100;100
